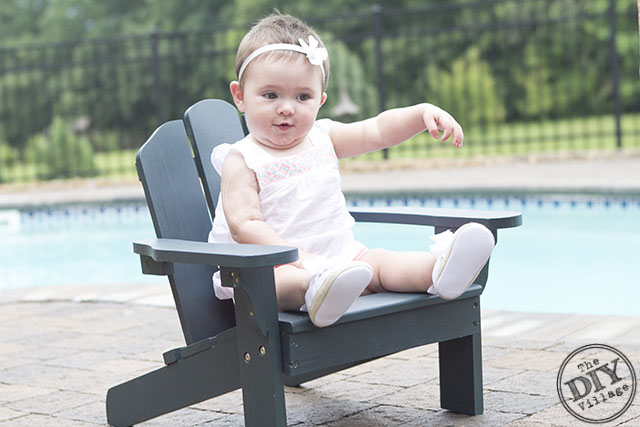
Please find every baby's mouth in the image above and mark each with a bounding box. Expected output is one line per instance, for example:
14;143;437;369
275;123;292;130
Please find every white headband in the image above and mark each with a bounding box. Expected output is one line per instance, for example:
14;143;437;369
238;35;328;82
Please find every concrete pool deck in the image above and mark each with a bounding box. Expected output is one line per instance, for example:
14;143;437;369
1;153;639;426
1;152;639;209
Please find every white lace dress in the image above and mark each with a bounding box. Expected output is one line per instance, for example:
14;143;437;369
208;119;366;300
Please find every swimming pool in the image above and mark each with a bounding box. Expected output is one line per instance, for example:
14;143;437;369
1;193;638;316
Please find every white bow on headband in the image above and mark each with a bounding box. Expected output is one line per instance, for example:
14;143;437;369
298;36;328;66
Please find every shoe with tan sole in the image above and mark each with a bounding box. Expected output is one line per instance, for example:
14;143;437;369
427;222;495;300
305;261;373;328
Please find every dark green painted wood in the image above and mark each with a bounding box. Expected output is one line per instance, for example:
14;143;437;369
350;206;522;230
133;238;297;269
183;99;245;215
278;285;483;334
283;358;378;387
439;331;484;415
222;266;287;427
135;120;236;344
280;296;481;377
106;329;240;426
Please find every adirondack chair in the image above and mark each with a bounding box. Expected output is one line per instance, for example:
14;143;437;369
105;99;522;426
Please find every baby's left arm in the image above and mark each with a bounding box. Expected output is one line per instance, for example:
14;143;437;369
330;103;463;159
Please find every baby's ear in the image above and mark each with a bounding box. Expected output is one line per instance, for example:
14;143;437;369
320;92;327;107
230;81;245;112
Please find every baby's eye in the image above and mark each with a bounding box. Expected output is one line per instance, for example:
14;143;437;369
298;93;311;101
263;92;277;100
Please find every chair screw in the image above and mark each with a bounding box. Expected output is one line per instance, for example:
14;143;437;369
244;352;251;362
472;303;478;309
473;321;479;326
230;271;240;284
259;346;266;356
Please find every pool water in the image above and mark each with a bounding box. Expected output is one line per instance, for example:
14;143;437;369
1;204;158;289
351;196;640;317
1;195;639;316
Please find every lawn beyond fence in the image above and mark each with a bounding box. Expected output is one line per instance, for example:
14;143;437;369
344;110;640;163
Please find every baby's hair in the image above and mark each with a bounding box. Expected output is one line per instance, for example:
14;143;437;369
235;11;330;91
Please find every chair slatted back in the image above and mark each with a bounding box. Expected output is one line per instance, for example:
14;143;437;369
136;120;235;344
183;99;246;215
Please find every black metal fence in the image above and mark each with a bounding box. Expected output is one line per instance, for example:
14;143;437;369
0;0;638;183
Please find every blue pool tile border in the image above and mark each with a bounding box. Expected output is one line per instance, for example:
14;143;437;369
346;193;640;211
18;202;150;229
3;193;640;230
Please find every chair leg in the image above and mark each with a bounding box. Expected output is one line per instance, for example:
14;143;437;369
438;331;484;415
238;347;287;427
225;266;287;427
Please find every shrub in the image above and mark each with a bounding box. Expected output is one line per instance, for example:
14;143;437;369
0;142;18;165
90;129;121;152
0;144;18;183
424;47;506;127
25;117;98;180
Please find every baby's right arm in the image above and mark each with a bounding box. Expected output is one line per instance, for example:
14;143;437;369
220;151;312;266
221;151;285;245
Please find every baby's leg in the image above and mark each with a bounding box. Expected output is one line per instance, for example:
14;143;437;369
273;261;373;328
273;264;311;312
360;249;435;294
361;223;495;298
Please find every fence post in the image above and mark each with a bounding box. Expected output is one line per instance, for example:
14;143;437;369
608;0;622;149
372;4;389;159
151;29;166;125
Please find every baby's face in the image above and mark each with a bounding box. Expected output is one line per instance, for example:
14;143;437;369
238;55;326;151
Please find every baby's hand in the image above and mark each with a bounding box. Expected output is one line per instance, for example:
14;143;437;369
423;104;464;148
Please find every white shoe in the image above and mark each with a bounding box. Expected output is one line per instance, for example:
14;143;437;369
427;223;495;300
305;261;373;328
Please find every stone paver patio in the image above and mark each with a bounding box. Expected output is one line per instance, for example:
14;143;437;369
0;283;638;426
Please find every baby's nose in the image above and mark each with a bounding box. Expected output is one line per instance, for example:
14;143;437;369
277;100;294;115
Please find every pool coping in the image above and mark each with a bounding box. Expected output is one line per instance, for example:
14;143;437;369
2;184;639;212
2;155;639;210
0;282;174;307
2;188;639;214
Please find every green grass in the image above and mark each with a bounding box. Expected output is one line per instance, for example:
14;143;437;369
0;149;139;184
345;112;640;162
2;113;639;184
94;149;139;179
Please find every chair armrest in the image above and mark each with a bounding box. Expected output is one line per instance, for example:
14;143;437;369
133;238;298;269
350;206;522;230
